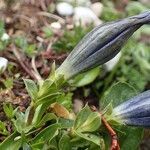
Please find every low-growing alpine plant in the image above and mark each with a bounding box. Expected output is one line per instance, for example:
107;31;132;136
0;11;150;150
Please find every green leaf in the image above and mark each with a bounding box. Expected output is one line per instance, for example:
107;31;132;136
126;1;148;16
74;131;103;147
101;82;137;110
32;102;56;126
15;36;28;50
3;78;13;89
25;44;36;57
31;123;60;143
119;126;144;150
13;106;34;133
3;103;14;119
58;118;74;129
42;27;53;38
37;79;55;98
0;132;22;150
36;92;61;105
71;137;89;148
101;2;121;21
59;134;71;150
23;79;38;100
36;79;62;105
36;113;57;127
0;21;5;37
56;93;73;110
71;67;100;87
0;121;9;135
74;105;101;133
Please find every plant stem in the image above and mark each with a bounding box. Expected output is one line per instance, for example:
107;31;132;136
91;106;120;150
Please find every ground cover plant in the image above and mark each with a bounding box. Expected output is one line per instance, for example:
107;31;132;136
0;0;150;150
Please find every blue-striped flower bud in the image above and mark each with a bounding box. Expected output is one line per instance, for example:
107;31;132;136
112;90;150;127
56;11;150;79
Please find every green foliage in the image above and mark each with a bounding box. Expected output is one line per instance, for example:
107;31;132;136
2;78;13;89
0;121;9;136
119;126;143;150
0;20;9;51
58;134;71;150
101;82;137;110
0;72;102;149
0;132;22;150
101;1;122;21
14;37;37;57
74;105;101;133
31;123;60;144
70;67;100;87
0;21;5;37
23;79;38;100
126;1;149;16
101;82;144;149
3;103;15;119
52;25;92;53
42;27;53;38
73;105;102;148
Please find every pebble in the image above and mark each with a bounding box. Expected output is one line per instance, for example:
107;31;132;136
139;0;150;6
56;2;74;16
50;22;61;30
104;52;122;71
90;2;103;17
0;57;8;73
73;7;102;26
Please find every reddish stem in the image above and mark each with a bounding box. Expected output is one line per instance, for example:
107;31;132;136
91;106;120;150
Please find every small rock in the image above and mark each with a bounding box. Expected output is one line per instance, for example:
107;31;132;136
0;0;5;10
1;33;10;41
73;7;102;26
0;57;8;73
90;2;103;17
139;0;150;6
56;2;74;16
50;22;61;30
104;52;121;71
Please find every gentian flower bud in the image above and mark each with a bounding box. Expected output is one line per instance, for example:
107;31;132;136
112;90;150;127
56;11;150;79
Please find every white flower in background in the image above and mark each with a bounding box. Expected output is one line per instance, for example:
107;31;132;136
0;57;8;73
1;33;10;41
56;2;74;16
73;7;102;26
104;52;122;71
